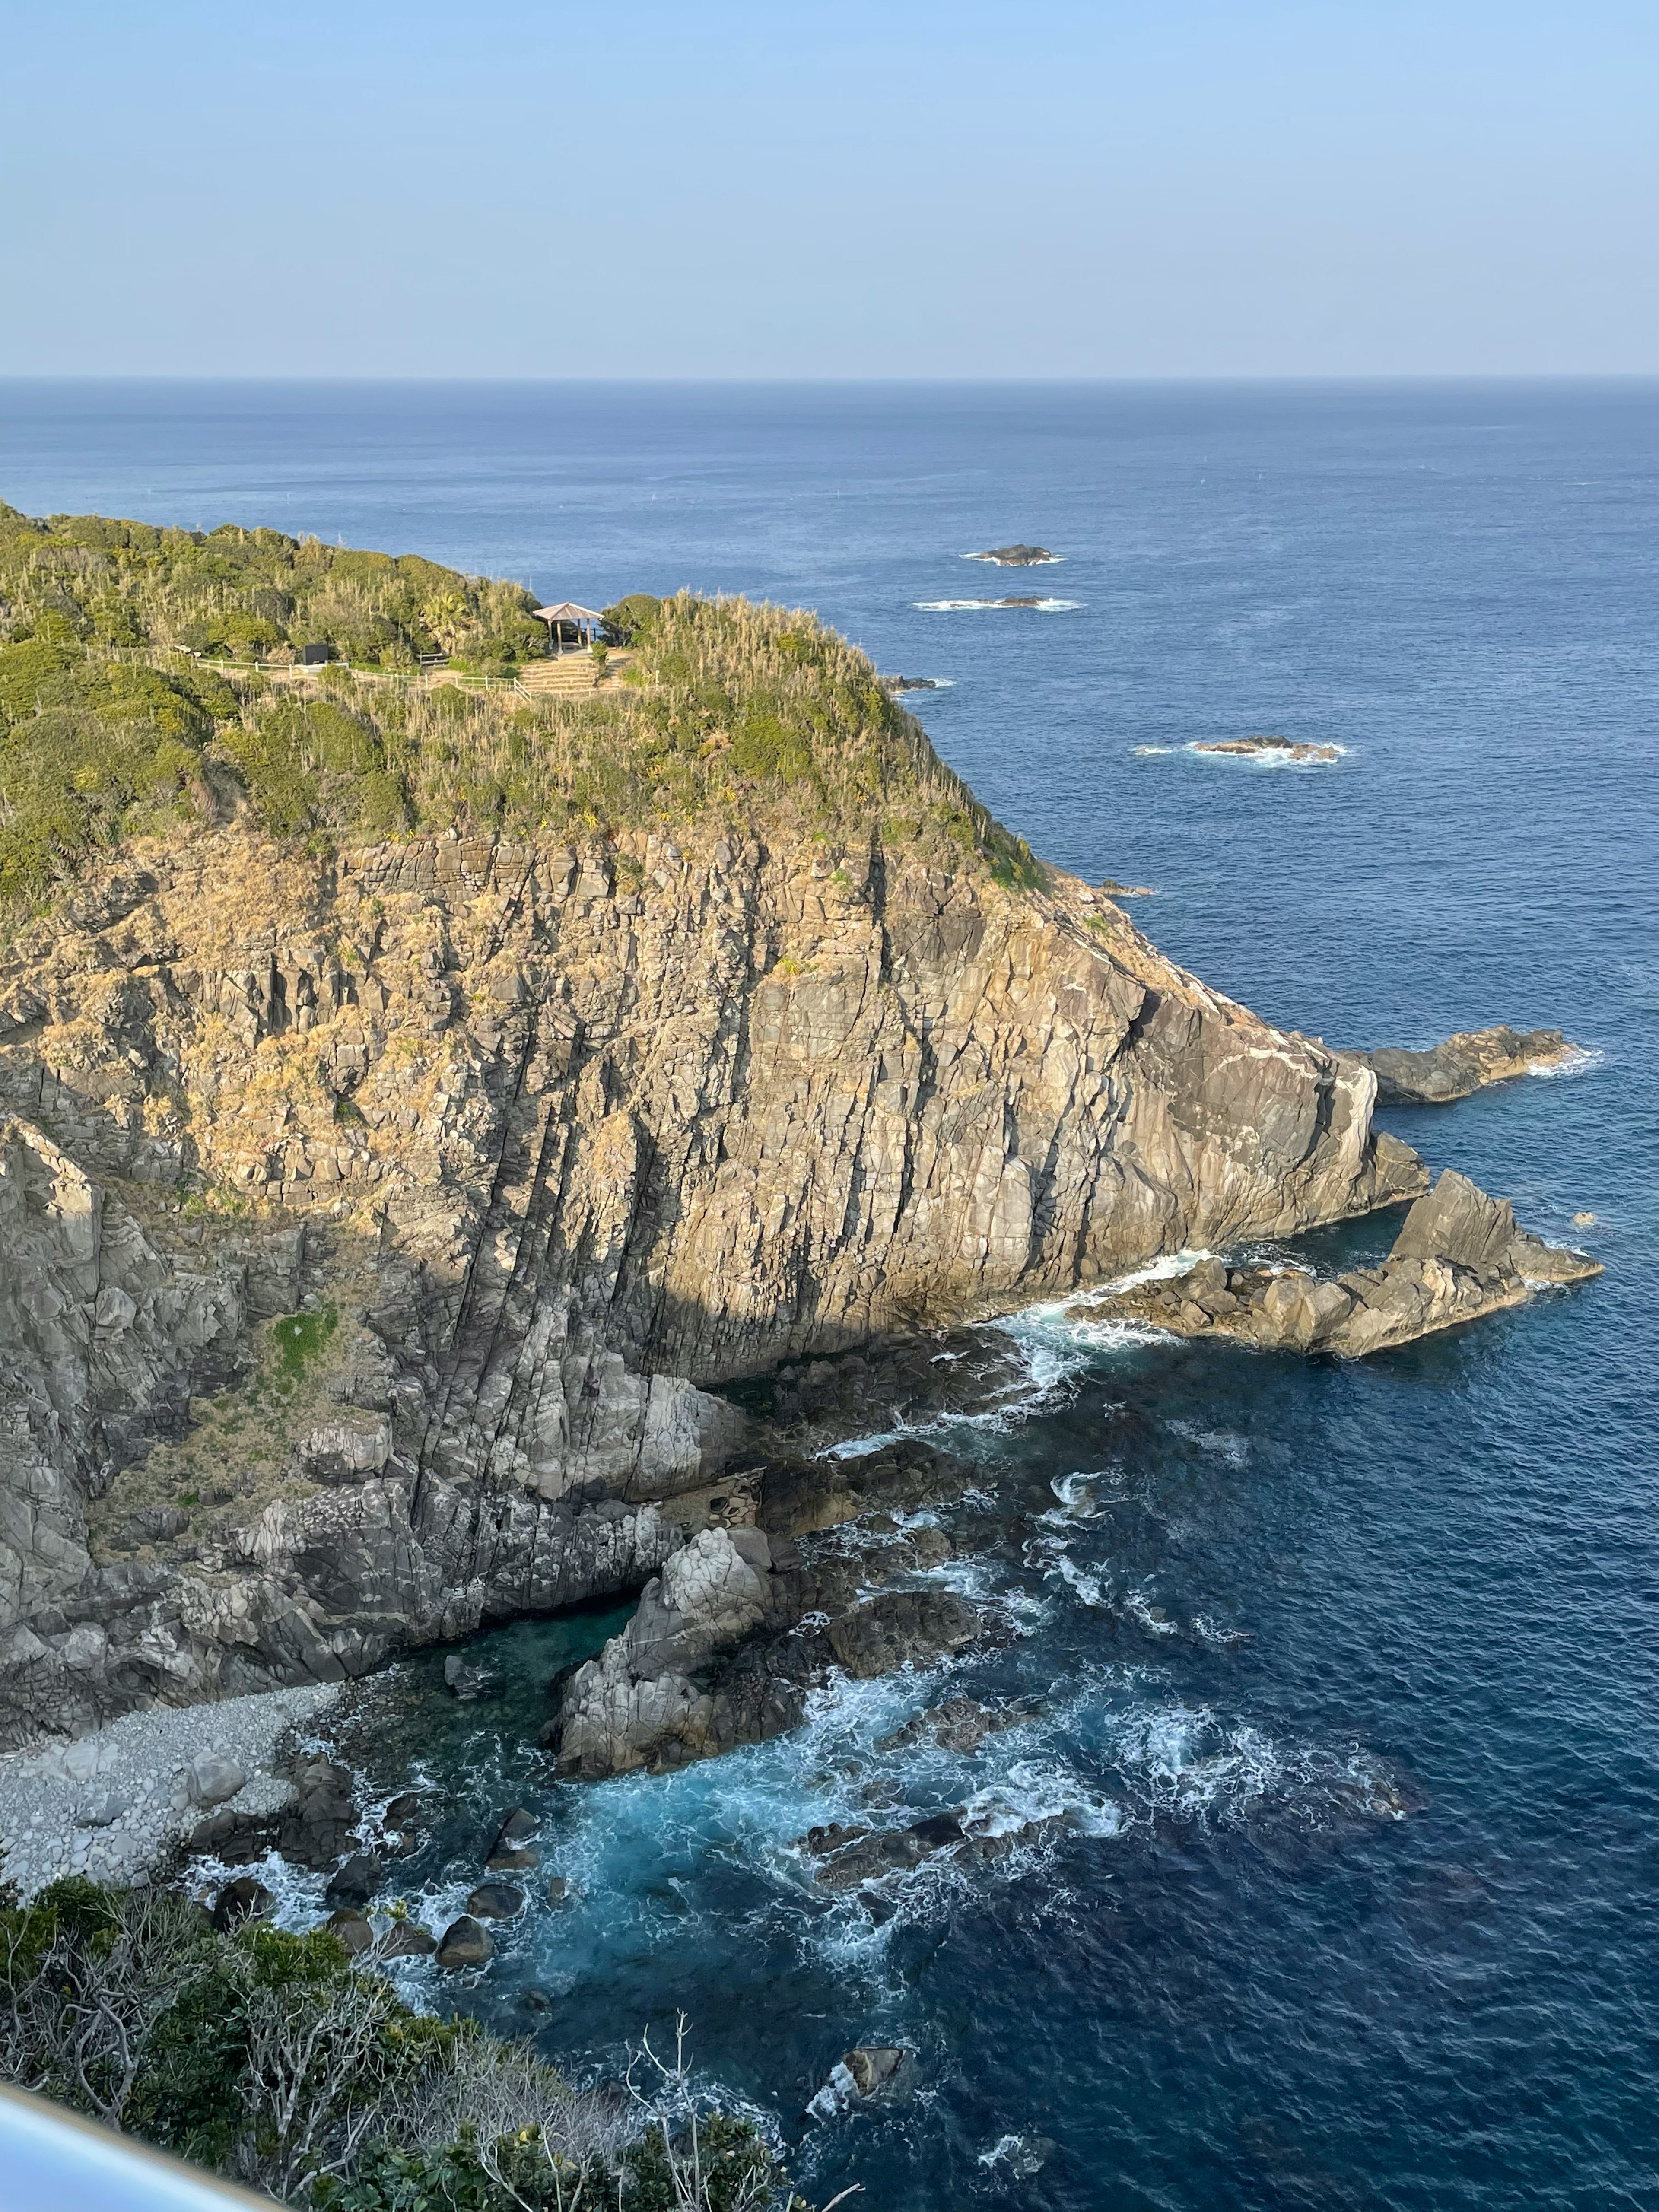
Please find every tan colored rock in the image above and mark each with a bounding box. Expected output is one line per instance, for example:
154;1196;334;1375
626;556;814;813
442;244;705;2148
1078;1170;1599;1358
1348;1025;1578;1105
0;815;1430;1745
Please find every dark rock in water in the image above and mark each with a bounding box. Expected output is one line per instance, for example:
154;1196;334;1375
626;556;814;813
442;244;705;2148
552;1439;991;1782
487;1847;539;1872
377;1920;437;1959
1348;1024;1577;1105
1192;734;1339;763
325;1851;383;1907
844;2046;909;2096
805;1813;966;1890
491;1806;539;1853
521;1986;553;2012
279;1757;359;1870
380;1793;422;1856
1076;1169;1600;1357
755;1435;974;1536
878;675;942;692
878;1695;1028;1755
444;1653;494;1700
321;1907;374;1956
1098;878;1155;898
966;544;1056;566
986;2135;1056;2178
435;1914;494;1969
545;1876;571;1908
211;1876;273;1932
818;1591;984;1680
738;1332;1031;1448
467;1881;525;1918
187;1804;281;1865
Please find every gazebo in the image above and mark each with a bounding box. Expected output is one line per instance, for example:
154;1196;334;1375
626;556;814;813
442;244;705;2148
533;601;604;655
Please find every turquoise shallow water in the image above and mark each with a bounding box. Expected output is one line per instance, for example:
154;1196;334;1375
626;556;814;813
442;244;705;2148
4;380;1657;2210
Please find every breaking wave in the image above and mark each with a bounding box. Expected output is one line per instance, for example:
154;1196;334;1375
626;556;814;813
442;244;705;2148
914;597;1082;612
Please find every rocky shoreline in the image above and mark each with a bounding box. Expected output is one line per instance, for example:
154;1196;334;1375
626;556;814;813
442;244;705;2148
0;1679;337;1897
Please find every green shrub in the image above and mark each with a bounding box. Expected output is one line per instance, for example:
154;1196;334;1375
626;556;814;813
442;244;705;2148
0;1872;814;2212
0;504;1038;932
600;594;662;645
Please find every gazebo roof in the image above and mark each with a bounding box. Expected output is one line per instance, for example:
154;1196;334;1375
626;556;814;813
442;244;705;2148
533;601;602;621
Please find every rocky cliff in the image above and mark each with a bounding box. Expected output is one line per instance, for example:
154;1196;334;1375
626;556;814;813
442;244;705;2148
0;798;1429;1745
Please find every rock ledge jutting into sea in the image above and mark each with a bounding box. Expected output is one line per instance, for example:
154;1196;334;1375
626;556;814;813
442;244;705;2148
1346;1025;1580;1104
1070;1170;1600;1357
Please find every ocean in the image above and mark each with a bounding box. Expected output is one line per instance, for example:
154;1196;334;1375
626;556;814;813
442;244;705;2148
4;378;1656;2211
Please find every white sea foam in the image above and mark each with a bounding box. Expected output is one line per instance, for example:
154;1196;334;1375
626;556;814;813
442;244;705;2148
913;597;1082;612
1166;1420;1250;1469
960;1759;1126;1841
1529;1044;1603;1081
1122;1582;1179;1637
1007;1251;1214;1357
1049;1468;1120;1517
1050;1548;1110;1610
1192;1613;1253;1649
1186;740;1345;769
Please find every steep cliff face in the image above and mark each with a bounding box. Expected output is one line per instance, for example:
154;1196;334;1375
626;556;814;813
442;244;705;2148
0;804;1424;1746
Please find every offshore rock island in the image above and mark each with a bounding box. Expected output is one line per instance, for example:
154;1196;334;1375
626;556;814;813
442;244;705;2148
0;501;1594;1785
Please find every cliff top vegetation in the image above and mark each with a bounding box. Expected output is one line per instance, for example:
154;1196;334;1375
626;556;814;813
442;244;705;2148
0;502;1037;926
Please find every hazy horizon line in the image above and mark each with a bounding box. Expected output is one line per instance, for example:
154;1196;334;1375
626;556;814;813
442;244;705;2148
6;371;1659;390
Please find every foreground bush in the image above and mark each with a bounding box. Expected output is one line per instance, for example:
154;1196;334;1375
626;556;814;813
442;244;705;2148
0;1875;811;2211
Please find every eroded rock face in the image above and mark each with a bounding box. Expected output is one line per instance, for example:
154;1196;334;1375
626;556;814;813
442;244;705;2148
549;1470;991;1783
1078;1171;1600;1357
1348;1026;1577;1105
0;822;1425;1744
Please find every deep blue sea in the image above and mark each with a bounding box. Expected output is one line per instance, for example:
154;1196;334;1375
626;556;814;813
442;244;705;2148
5;380;1657;2212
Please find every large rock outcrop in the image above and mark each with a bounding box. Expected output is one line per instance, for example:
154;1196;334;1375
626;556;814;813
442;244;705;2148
0;816;1427;1744
1076;1170;1600;1356
1347;1026;1577;1105
550;1444;984;1781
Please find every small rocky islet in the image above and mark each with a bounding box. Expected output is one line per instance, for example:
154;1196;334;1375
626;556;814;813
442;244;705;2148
1135;734;1343;763
963;543;1060;566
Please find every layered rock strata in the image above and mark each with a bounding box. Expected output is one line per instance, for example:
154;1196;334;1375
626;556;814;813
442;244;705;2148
0;817;1427;1745
1346;1025;1579;1104
1074;1170;1600;1356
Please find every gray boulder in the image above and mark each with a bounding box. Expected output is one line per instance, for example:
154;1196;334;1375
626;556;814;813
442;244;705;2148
321;1908;374;1956
435;1914;494;1969
466;1881;525;1918
187;1751;247;1808
325;1852;383;1907
211;1876;273;1932
377;1921;437;1959
843;2046;909;2097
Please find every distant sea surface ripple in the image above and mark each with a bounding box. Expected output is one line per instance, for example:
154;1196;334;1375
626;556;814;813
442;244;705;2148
5;378;1658;2212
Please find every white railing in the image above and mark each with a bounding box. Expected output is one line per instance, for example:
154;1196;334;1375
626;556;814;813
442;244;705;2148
0;2081;276;2211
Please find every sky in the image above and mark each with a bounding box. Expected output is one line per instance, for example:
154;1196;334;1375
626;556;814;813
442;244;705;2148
3;0;1656;379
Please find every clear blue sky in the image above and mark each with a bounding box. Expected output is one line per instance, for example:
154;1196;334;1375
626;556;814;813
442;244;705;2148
4;0;1655;377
